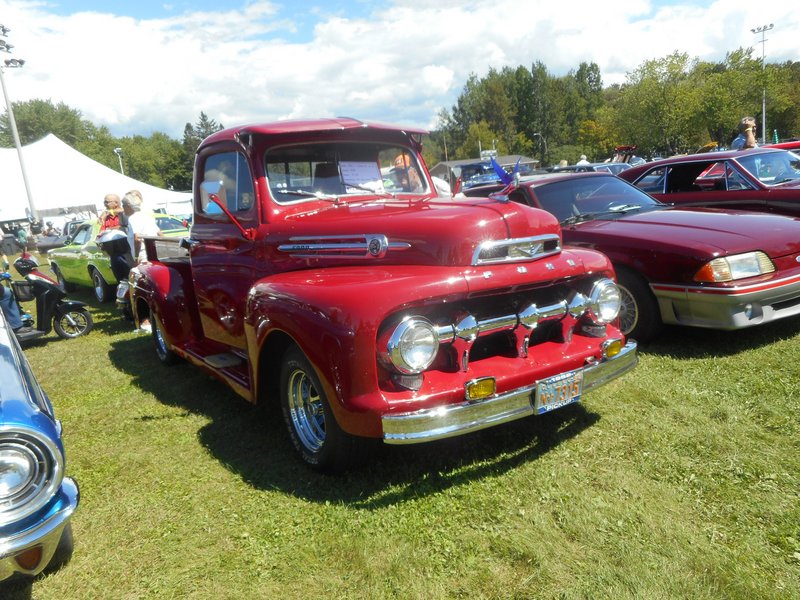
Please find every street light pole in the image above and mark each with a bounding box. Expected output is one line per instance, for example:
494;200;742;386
533;132;547;164
0;25;37;221
113;147;125;175
751;23;774;145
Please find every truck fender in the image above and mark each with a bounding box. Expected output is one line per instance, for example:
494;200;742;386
246;267;472;436
133;262;200;345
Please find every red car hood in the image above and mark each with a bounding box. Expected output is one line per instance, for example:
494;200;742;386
271;196;562;268
572;207;800;258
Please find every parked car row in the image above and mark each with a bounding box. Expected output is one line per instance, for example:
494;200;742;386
618;147;800;215
464;147;800;342
47;216;188;303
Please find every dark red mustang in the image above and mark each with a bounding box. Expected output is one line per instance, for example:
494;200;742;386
618;147;800;216
464;172;800;342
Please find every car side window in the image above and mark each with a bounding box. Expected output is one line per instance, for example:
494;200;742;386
199;152;255;216
634;167;666;193
73;225;92;245
725;163;754;191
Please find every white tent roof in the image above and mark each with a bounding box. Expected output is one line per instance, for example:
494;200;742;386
0;134;192;223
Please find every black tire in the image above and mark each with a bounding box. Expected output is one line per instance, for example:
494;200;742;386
51;264;75;292
44;523;74;574
280;346;369;473
91;268;113;303
121;304;134;322
616;267;662;343
53;308;93;339
152;314;179;365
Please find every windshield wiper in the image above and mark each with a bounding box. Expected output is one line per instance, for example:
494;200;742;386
279;190;341;202
560;204;643;226
342;183;393;198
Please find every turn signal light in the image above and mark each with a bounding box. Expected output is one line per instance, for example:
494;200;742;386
466;377;496;401
603;339;623;358
15;545;43;571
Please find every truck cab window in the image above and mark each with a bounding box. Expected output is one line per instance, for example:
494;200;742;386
200;152;255;215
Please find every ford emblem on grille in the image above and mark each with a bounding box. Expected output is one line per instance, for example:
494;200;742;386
368;235;388;257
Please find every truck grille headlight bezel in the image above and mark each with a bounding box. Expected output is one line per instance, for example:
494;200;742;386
0;427;64;525
588;278;622;324
383;316;440;374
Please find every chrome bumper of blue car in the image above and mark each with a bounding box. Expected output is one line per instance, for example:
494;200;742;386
0;477;79;581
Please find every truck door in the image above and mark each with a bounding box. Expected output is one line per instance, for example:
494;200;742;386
189;150;258;349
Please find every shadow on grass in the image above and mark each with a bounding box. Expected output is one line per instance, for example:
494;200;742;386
108;336;599;507
640;317;800;359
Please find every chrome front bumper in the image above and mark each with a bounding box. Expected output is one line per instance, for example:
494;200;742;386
0;477;79;581
382;340;637;444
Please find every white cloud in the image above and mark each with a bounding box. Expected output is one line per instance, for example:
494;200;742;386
0;0;797;138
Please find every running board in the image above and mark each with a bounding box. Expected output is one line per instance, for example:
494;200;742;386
203;353;243;368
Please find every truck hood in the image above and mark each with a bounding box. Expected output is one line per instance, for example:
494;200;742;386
573;207;800;257
270;196;562;268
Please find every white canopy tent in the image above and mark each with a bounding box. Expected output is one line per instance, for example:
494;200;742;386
0;134;192;224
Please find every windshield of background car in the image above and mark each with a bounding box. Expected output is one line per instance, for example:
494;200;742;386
265;143;429;203
736;150;800;186
532;176;660;222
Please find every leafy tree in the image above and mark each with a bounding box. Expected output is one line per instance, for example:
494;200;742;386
119;132;190;191
694;49;762;147
182;111;223;157
614;52;705;156
0;98;89;147
455;121;508;159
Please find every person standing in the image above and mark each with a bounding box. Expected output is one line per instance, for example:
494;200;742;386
121;191;159;265
576;154;590;166
99;193;125;232
731;117;758;150
99;193;132;282
14;224;27;251
121;191;159;332
0;271;28;333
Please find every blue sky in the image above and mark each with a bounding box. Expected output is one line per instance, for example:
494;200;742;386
0;0;796;139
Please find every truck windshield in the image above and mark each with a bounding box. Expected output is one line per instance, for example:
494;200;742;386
265;142;429;204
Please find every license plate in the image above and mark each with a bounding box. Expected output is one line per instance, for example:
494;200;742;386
534;369;583;414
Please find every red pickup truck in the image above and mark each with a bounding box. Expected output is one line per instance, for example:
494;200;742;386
130;118;637;472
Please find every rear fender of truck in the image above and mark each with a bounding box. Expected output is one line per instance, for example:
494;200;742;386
132;260;201;345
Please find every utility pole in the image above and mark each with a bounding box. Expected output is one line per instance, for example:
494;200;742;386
751;23;774;145
0;24;37;221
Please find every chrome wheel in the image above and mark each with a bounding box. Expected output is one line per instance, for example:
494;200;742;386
615;268;661;343
285;366;326;453
91;269;111;302
617;283;638;336
54;309;93;339
279;346;369;472
152;316;178;365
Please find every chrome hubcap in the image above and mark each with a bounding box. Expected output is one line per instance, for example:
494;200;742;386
617;285;638;336
287;368;325;452
59;312;88;337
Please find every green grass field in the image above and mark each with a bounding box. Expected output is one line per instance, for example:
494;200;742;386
5;283;800;599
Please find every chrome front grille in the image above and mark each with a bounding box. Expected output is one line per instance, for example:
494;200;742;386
472;234;561;266
432;288;596;372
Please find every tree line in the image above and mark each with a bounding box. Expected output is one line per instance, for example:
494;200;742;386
426;48;800;167
2;48;799;188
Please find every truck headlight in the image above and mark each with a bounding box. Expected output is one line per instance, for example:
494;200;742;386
385;317;439;374
694;251;775;283
0;429;63;525
589;278;622;324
